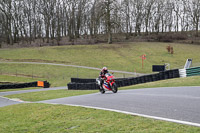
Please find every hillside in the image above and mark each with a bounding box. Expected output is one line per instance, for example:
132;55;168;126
0;42;200;86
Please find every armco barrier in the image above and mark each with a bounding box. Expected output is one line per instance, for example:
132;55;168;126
179;67;200;77
186;67;200;77
0;81;50;89
67;69;180;90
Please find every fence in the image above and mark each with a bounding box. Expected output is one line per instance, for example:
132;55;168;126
179;66;200;77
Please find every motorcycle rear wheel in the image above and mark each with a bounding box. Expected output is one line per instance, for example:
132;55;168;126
112;83;118;93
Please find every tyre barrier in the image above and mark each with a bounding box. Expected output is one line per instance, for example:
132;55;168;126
70;77;126;83
71;78;96;83
67;82;99;90
0;81;50;89
67;69;180;90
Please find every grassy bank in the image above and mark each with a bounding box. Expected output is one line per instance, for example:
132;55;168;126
0;63;98;87
0;103;199;133
1;42;200;88
1;42;200;73
0;63;134;88
0;75;42;83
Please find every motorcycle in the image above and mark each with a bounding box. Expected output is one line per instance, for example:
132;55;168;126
96;73;118;94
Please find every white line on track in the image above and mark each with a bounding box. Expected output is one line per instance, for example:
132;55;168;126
42;102;200;127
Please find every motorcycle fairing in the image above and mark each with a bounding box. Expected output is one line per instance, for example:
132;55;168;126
103;83;112;91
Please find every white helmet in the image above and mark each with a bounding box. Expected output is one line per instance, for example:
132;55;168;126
102;67;107;71
102;67;108;73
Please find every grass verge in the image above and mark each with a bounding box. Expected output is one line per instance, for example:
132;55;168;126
5;90;98;102
121;76;200;90
0;103;199;133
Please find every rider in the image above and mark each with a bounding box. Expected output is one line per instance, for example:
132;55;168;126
99;67;109;88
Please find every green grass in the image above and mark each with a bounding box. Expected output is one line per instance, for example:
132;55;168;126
0;103;199;133
0;87;42;92
6;89;98;102
0;63;99;87
1;42;200;73
0;63;134;88
0;75;44;84
0;75;44;92
0;75;42;83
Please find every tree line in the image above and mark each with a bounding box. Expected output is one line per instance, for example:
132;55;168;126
0;0;200;45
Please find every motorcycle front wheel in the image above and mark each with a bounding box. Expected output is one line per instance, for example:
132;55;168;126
112;83;118;93
99;87;105;94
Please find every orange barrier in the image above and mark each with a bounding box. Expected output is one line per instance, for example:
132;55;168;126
37;81;44;87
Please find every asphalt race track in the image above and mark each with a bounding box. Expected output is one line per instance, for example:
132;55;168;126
39;86;200;126
0;96;21;107
1;86;200;126
0;87;67;107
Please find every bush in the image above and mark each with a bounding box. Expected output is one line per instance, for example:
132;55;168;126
157;33;188;42
172;33;188;40
157;34;173;42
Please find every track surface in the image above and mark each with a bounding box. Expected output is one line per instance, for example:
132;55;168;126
0;96;21;107
0;87;67;107
40;86;200;125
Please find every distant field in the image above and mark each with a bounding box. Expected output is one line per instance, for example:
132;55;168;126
1;42;200;73
0;42;200;87
0;63;134;87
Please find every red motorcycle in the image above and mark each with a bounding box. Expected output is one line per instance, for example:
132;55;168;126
96;73;118;94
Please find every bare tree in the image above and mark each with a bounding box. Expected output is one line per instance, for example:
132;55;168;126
131;0;144;36
144;0;155;35
0;0;200;46
187;0;200;36
0;0;13;45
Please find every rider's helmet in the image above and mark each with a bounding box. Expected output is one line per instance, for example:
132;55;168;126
102;67;108;73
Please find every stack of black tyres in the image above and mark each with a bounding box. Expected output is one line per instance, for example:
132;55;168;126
68;78;99;90
0;81;50;89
